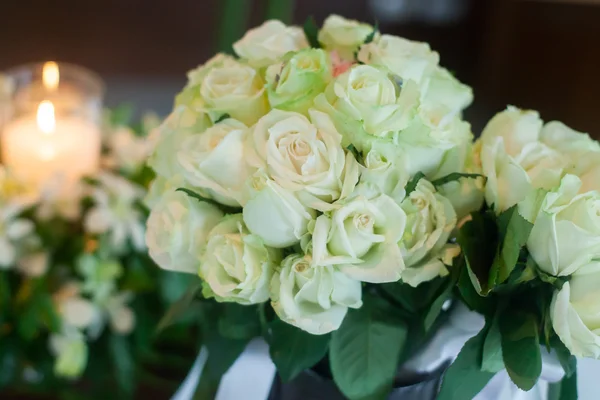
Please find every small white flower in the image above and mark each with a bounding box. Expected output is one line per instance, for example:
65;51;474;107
85;172;146;251
105;126;153;173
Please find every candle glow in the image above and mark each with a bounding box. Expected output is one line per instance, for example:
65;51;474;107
37;100;56;135
43;61;60;91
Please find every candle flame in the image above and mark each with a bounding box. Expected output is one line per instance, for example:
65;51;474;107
43;61;60;90
37;101;56;134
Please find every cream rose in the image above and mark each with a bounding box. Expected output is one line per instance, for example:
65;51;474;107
243;171;315;248
399;180;458;286
551;258;600;358
177;118;255;207
357;34;439;85
265;48;332;115
318;15;374;60
479;107;570;213
246;109;360;211
527;175;600;277
309;194;406;283
145;190;224;274
199;57;268;125
270;254;362;334
200;214;280;304
233;20;308;68
359;142;409;203
148;105;212;178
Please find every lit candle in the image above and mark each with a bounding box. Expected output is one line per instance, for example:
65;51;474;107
1;62;103;191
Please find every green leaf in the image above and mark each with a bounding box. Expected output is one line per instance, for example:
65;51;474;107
176;188;241;215
330;296;408;399
457;211;499;295
489;205;534;287
363;21;379;44
156;282;202;333
203;330;249;381
548;366;577;400
405;172;426;195
214;113;231;124
551;336;577;378
109;335;135;396
481;313;504;373
438;329;496;400
424;275;456;332
500;310;542;391
431;172;486;188
218;303;261;340
303;16;320;48
380;277;445;316
456;262;495;315
268;318;330;382
109;103;134;126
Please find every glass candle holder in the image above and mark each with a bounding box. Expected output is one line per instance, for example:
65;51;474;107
1;62;105;192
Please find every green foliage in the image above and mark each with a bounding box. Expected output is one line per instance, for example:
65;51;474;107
214;113;231;124
330;294;408;400
438;328;496;400
481;312;503;373
268;318;330;382
548;367;578;400
500;310;542;390
363;22;379;45
431;172;486;188
176;188;241;214
489;206;534;288
303;16;321;48
405;172;426;195
156;281;202;333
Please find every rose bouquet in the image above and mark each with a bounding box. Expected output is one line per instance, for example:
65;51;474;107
0;103;200;399
146;15;484;399
437;107;600;399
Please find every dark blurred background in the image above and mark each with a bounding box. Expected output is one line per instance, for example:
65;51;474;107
1;0;599;136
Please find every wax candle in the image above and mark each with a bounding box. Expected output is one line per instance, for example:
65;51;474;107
2;101;101;189
1;62;104;192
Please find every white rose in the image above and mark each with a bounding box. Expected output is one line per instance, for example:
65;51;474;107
436;142;485;220
200;214;281;304
359;142;409;203
310;194;406;283
357;34;439;85
479;107;571;213
243;171;315;248
480;137;533;213
399;180;458;287
246;109;360;211
270;254;362;334
527;175;600;276
579;161;600;194
148;105;212;177
200;57;268;125
177;118;255;207
398;107;474;179
233;20;308;68
539;121;600;194
551;259;600;358
316;64;420;144
185;54;236;88
146;190;224;274
318;15;374;60
144;175;186;209
421;67;473;117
